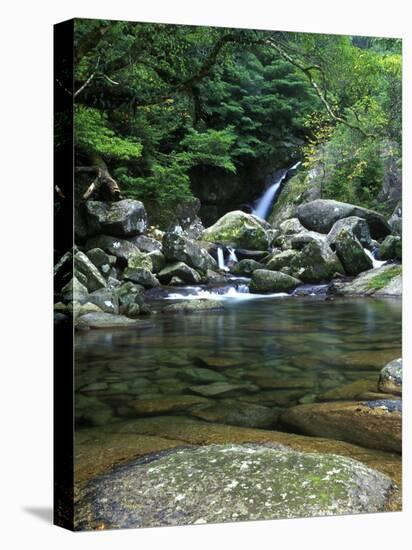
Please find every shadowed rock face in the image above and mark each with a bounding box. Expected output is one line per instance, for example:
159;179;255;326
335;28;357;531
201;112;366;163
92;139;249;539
85;199;147;238
75;443;394;530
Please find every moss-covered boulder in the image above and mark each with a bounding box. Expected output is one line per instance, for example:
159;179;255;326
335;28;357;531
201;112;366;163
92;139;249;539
297;199;391;239
329;264;402;297
146;250;166;273
290;241;344;283
85;248;117;277
379;235;402;260
264;249;300;272
231;259;263;275
163;231;217;273
281;400;402;453
279;218;306;235
127;251;153;271
202;210;271;250
128;234;162;253
75;443;395;529
250;269;300;293
379;358;402;396
333;229;373;276
85;199;147;238
158;262;201;284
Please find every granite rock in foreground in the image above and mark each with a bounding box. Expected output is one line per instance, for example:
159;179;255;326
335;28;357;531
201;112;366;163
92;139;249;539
75;443;394;530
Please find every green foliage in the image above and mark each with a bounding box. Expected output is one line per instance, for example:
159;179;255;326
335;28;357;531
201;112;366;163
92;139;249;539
75;105;143;160
73;20;401;226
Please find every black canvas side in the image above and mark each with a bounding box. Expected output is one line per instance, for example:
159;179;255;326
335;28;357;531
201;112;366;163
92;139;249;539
53;18;75;531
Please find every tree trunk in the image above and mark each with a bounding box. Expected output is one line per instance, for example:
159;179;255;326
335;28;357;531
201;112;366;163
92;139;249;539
76;153;122;201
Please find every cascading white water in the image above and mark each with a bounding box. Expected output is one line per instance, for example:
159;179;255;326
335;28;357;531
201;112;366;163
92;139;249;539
217;247;226;270
253;161;301;220
227;247;238;263
363;248;386;269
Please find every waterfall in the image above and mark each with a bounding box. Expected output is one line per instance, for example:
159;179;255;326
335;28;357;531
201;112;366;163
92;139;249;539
217;247;226;270
228;247;238;263
253;161;301;220
217;246;238;271
363;248;386;269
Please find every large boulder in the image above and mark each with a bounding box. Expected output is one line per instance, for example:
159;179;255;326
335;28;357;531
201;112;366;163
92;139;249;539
61;276;89;303
265;250;300;273
85;235;140;263
333;229;373;276
281;400;401;453
379;235;402;260
127;251;153;271
158;262;201;284
231;259;263;276
123;267;159;288
278;218;306;235
379;358;402;396
128;234;162;253
297;199;391;239
88;288;119;314
290;240;344;283
202;210;271;250
329;264;402;297
162;231;216;273
85;248;116;277
327;216;372;248
250;269;300;293
74;251;107;292
75;443;395;529
84;199;147;237
388;201;402;236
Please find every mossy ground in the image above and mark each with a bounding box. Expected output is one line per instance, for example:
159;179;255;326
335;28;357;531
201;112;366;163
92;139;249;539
367;265;402;290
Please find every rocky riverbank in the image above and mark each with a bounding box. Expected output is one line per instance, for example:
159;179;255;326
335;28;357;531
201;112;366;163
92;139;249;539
54;196;402;329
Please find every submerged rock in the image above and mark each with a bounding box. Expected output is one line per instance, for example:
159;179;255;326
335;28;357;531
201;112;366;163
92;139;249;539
76;312;154;330
297;199;391;239
163;299;223;313
129;395;210;416
378;358;402;396
85;199;147;238
333;229;373;276
281;400;401;453
249;269;300;293
190;399;279;428
75;443;395;529
190;382;259;397
202;210;271;250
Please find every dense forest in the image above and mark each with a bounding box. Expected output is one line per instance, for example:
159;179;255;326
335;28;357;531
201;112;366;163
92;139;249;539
67;20;401;228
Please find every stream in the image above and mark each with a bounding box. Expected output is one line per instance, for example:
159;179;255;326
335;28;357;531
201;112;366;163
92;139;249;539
75;290;401;431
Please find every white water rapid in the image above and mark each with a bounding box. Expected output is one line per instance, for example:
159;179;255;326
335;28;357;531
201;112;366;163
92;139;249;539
363;248;387;269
